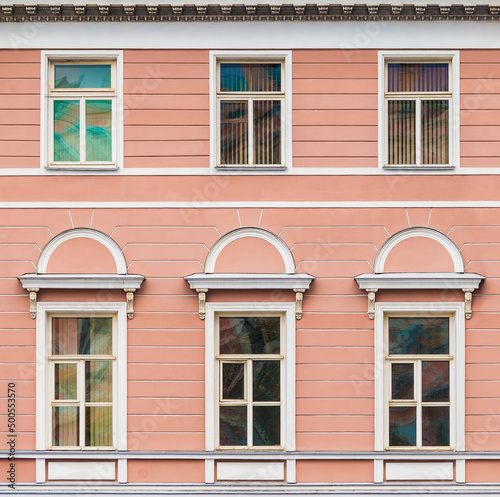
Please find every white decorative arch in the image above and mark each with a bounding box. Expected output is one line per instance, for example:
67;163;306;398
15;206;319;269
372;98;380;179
205;227;295;274
374;227;464;274
37;228;127;275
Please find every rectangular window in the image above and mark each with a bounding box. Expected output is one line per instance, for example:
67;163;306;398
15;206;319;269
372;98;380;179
211;52;291;169
216;316;283;449
42;51;123;170
49;317;115;449
380;52;459;168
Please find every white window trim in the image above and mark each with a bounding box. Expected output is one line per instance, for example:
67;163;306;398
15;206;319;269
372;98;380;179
205;301;296;453
40;50;123;171
36;302;128;456
209;50;292;171
374;302;465;452
378;50;460;170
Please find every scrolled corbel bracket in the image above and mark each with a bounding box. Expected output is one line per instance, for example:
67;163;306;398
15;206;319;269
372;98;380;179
294;288;306;320
366;288;378;320
197;289;208;320
463;288;475;320
27;287;39;319
124;288;136;320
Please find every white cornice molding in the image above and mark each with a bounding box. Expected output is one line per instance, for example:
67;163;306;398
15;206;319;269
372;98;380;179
355;272;484;290
185;273;314;290
18;273;144;290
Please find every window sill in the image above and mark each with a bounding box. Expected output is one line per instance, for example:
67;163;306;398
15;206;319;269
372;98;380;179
215;165;287;172
383;165;455;171
46;165;119;172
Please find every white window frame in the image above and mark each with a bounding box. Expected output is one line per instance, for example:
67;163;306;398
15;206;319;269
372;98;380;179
36;302;127;454
210;50;292;171
41;50;123;171
205;302;296;452
374;302;465;452
378;51;460;170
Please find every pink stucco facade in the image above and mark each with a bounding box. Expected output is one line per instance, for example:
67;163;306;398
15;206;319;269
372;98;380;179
1;5;500;494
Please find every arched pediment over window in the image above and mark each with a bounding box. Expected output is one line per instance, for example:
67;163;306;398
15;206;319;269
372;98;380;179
18;228;144;319
355;227;484;320
185;227;314;320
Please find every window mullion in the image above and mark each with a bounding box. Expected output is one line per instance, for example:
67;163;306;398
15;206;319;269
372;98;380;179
248;359;253;448
79;360;85;449
416;359;422;449
415;97;421;165
80;97;86;163
248;98;254;165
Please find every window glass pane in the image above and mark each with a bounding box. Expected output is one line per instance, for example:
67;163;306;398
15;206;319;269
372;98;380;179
219;406;247;446
86;100;112;161
391;363;414;400
52;406;79;446
85;361;112;403
422;361;449;402
422;406;450;446
54;363;77;400
253;361;280;402
52;317;112;355
220;101;248;164
421;100;449;164
254;100;281;165
387;63;449;92
222;363;245;400
220;63;281;92
219;317;280;355
389;406;416;446
54;100;80;162
387;100;415;165
55;64;111;89
85;406;112;447
253;406;280;446
389;317;449;355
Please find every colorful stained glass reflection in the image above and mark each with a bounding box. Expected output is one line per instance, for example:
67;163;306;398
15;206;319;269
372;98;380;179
219;317;280;355
422;406;450;446
391;363;414;400
253;406;280;446
219;406;247;446
389;406;416;446
389;317;449;355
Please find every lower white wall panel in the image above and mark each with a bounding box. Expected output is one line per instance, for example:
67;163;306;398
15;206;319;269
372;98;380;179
216;462;285;481
47;461;116;481
386;462;454;481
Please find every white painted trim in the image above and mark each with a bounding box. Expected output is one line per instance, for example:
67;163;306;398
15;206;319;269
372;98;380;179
185;273;314;290
36;301;127;482
6;22;500;50
117;459;127;484
374;302;465;454
205;459;215;484
374;227;465;274
7;167;500;177
217;462;285;481
40;50;123;171
456;458;466;484
205;227;295;274
286;459;296;484
47;461;116;481
378;51;460;170
355;272;484;290
35;458;45;484
386;462;454;481
205;302;296;453
374;459;384;483
19;274;144;290
8;200;500;209
209;50;292;171
37;228;127;275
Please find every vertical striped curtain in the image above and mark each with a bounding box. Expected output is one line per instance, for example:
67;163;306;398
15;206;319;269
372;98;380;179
387;63;449;165
220;101;248;164
254;101;281;165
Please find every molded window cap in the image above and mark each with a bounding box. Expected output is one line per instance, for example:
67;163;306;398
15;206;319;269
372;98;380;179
18;273;144;290
185;273;314;290
355;272;484;290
